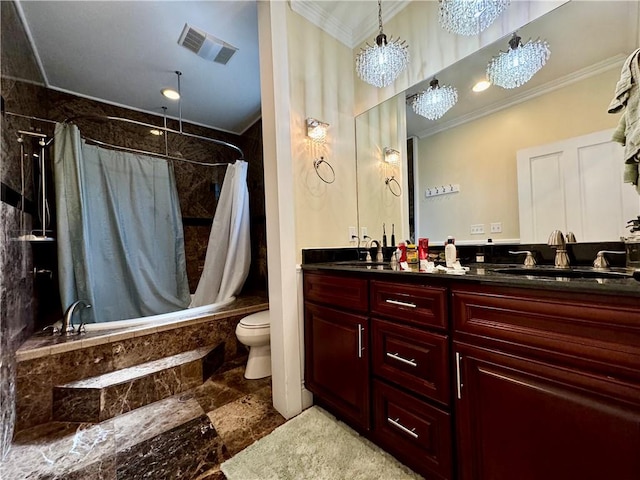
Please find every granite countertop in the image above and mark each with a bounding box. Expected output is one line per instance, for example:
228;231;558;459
302;261;640;297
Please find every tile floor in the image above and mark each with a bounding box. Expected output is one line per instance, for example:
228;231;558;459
0;363;285;479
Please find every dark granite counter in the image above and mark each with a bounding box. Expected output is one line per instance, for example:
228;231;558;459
302;261;640;297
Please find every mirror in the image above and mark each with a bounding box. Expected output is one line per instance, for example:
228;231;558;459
356;1;639;246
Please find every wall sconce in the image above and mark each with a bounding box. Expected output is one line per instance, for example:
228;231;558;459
383;147;401;196
384;147;400;165
306;117;329;143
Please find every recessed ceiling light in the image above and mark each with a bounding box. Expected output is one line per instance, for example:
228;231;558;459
161;88;180;100
149;129;164;136
472;80;491;92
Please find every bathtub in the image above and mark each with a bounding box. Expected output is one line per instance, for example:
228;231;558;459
82;296;237;331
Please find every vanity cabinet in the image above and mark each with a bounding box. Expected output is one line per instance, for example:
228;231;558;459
452;285;640;480
303;272;370;430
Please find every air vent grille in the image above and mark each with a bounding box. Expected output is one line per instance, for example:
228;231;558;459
177;23;237;65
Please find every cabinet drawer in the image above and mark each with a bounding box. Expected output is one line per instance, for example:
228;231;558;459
304;271;368;313
452;285;640;380
373;379;452;480
372;318;450;406
370;280;447;329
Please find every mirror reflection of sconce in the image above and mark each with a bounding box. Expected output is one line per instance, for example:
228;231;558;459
306;117;329;143
384;147;400;165
383;147;402;196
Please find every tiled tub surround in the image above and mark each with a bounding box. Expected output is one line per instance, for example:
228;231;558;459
14;296;268;434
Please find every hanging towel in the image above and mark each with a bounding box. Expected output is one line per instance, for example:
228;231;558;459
608;48;640;193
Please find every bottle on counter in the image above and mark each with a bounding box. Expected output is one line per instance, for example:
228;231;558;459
406;243;418;265
445;236;456;268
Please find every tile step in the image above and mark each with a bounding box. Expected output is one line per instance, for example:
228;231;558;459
52;343;224;423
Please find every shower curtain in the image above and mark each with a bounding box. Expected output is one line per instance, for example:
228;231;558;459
54;123;190;323
190;160;250;307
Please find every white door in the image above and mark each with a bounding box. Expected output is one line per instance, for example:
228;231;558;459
517;129;640;243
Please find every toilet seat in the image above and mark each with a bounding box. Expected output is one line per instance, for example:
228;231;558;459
239;311;270;329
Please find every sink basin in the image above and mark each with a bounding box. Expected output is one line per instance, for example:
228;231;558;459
493;267;633;279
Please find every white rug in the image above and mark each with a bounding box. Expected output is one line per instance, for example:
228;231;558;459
221;406;423;480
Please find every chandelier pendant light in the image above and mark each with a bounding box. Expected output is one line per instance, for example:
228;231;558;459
487;33;551;89
411;78;458;121
439;0;511;36
355;0;409;89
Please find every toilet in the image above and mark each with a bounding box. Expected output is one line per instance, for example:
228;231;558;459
235;310;271;379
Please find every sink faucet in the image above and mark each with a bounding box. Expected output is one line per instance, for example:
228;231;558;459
61;300;91;335
509;250;537;267
548;230;570;268
370;240;384;262
593;250;625;270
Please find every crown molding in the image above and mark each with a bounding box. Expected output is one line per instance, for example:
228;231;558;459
289;1;411;49
414;54;627;139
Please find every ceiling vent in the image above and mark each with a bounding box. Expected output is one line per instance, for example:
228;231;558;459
178;24;238;65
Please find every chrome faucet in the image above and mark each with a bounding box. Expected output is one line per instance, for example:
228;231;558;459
548;230;570;268
370;240;384;262
61;300;92;335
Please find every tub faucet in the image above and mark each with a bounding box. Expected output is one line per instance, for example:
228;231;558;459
62;300;91;335
370;240;384;262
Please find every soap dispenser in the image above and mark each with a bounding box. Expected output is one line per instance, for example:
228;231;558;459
445;236;456;268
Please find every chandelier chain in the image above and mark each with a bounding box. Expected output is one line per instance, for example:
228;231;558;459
378;0;383;35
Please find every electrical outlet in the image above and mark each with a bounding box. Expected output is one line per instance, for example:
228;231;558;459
348;226;357;242
470;224;485;235
361;227;368;239
490;222;502;233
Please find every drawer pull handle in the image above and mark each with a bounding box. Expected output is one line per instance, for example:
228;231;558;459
455;351;463;400
357;324;364;359
386;352;417;367
385;299;417;308
388;417;419;439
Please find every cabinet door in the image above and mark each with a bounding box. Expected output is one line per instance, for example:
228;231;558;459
455;342;640;480
304;302;370;430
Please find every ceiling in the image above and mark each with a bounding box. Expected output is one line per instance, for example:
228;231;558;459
14;1;637;138
16;0;404;136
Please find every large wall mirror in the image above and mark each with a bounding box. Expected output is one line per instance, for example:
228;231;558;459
356;1;640;247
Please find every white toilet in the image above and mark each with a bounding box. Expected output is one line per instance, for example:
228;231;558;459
235;310;271;379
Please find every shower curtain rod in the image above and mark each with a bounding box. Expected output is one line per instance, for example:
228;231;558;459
82;136;232;167
5;111;245;163
64;113;245;160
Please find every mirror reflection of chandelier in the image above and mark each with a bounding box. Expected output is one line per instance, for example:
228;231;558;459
355;0;409;88
411;78;458;121
487;33;551;89
439;0;511;36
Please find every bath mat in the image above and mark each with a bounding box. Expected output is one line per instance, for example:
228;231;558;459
220;406;422;480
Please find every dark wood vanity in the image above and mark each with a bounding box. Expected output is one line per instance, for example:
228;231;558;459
303;265;640;480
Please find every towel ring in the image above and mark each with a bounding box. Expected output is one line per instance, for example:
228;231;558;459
385;176;402;197
313;157;335;184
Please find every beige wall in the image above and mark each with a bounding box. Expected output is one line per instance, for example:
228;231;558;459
353;0;565;116
416;68;621;244
287;7;358;258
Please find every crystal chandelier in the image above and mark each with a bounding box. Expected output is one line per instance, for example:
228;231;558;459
439;0;510;36
487;33;551;89
355;0;409;89
411;78;458;121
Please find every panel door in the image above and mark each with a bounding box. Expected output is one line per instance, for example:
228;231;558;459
455;342;640;480
517;129;639;242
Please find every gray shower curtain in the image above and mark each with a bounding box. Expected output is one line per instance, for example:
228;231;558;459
53;123;190;323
